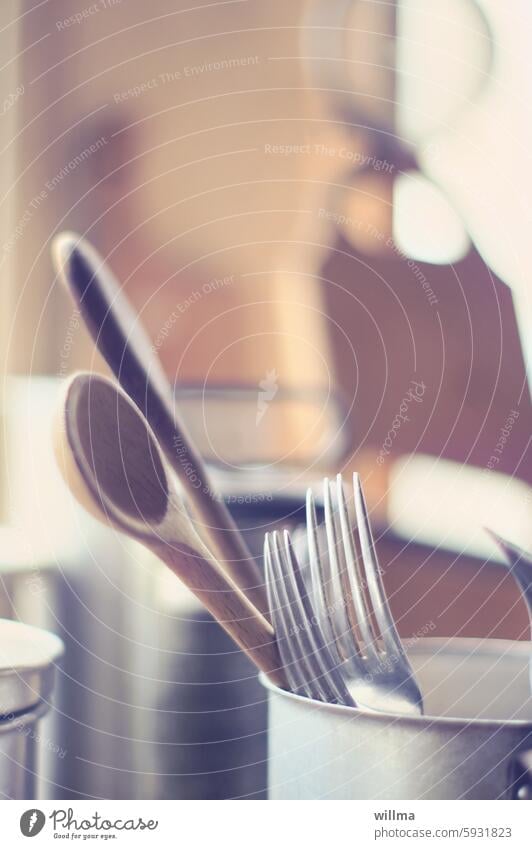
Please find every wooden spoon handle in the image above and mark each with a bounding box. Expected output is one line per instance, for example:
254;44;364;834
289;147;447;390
52;233;268;615
152;538;287;688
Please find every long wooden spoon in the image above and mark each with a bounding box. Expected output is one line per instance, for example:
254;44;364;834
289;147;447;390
53;371;286;687
51;232;267;615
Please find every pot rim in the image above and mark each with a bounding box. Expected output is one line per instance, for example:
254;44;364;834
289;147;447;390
260;636;532;730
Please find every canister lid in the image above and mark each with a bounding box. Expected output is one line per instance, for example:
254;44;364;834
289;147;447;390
0;619;64;717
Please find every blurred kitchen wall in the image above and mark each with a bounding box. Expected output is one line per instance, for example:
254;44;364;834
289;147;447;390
0;2;21;520
5;0;362;471
0;0;530;479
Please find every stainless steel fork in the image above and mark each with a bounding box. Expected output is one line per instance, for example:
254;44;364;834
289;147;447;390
308;473;423;715
265;473;423;714
488;531;532;620
265;529;355;706
489;530;532;687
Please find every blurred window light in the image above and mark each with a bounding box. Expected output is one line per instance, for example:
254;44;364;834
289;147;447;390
393;0;485;264
393;171;470;264
389;453;532;560
396;0;492;144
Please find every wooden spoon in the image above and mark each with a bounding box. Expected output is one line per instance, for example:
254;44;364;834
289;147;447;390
51;232;267;615
53;371;286;687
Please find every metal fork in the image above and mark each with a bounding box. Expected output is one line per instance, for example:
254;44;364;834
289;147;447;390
488;530;532;686
265;529;355;706
265;473;423;714
488;531;532;620
309;473;423;715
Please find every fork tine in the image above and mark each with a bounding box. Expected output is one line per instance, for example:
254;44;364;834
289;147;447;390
306;488;339;650
335;475;381;663
353;473;424;711
323;480;364;662
264;535;307;697
488;530;532;616
267;531;321;700
282;530;355;706
270;531;333;702
352;472;407;661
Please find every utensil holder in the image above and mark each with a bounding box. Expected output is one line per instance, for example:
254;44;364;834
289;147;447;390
264;638;532;800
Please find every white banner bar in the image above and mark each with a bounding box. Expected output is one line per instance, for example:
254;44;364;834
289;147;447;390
1;799;531;848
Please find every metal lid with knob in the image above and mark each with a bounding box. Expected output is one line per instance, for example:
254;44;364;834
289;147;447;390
0;619;64;720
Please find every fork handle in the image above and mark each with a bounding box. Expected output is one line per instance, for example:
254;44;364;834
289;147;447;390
151;538;288;689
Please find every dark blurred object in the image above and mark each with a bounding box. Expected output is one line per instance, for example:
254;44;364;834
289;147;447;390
325;237;531;481
303;0;531;473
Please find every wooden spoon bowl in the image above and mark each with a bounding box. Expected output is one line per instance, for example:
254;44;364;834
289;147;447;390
54;371;286;687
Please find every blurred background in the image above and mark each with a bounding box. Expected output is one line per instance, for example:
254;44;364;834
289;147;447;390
0;0;530;799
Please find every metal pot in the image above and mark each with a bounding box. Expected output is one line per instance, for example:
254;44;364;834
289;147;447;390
264;638;532;800
0;619;64;799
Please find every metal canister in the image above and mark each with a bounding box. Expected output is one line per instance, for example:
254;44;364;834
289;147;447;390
264;638;532;800
135;495;308;801
0;619;64;799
